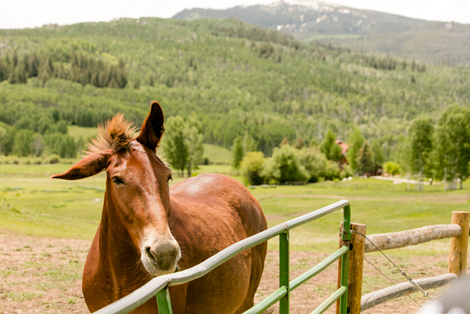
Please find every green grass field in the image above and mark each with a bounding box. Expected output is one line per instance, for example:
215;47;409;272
1;162;468;256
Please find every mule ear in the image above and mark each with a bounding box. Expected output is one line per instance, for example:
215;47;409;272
136;101;164;152
51;150;112;180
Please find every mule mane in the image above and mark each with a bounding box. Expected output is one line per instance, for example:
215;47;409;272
87;113;137;155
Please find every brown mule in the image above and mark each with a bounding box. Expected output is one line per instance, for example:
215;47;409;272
52;101;268;313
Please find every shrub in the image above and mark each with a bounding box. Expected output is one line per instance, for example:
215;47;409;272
298;148;327;182
262;145;308;183
340;165;353;179
240;152;265;185
384;161;400;176
45;154;61;164
32;157;43;165
324;161;341;180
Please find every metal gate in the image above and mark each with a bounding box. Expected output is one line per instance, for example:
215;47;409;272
94;199;351;314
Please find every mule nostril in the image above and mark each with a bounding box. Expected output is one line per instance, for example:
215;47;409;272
145;246;157;262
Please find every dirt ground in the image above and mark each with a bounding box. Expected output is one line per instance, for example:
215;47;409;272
0;234;452;314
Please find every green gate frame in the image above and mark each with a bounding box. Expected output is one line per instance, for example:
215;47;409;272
94;200;351;314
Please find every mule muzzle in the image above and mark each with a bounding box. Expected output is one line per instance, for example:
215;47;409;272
142;240;180;276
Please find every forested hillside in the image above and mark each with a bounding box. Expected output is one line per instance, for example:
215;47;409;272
0;17;469;161
174;0;470;65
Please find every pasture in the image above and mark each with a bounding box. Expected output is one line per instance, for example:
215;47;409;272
1;162;468;313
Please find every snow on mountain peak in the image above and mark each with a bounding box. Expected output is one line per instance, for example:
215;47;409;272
279;0;341;11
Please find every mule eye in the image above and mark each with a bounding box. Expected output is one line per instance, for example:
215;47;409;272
168;175;173;182
112;176;124;185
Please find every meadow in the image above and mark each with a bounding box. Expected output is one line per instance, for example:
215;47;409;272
1;161;467;313
1;161;466;254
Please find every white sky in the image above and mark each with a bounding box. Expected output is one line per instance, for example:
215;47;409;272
1;0;469;29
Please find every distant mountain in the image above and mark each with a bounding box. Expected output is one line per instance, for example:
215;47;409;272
173;0;470;65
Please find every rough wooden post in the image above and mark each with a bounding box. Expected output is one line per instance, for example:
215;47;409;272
448;211;470;276
348;223;366;313
336;223;366;314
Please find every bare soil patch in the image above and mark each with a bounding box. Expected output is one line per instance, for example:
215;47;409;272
0;234;89;314
0;234;452;314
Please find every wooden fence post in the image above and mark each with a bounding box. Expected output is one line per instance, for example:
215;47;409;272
448;211;470;276
337;222;366;314
348;223;366;313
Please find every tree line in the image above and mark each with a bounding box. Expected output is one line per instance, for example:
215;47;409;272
231;105;470;190
397;106;470;189
0;50;127;88
361;55;426;72
0;120;79;159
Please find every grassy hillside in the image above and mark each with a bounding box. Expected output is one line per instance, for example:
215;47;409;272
0;17;469;160
174;1;470;65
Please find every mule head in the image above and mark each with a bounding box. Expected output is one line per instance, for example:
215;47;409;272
52;101;181;277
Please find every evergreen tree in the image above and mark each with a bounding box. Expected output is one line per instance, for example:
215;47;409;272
0;58;7;81
16;64;27;84
356;143;374;175
231;137;244;169
29;52;39;77
371;139;384;171
108;77;119;88
243;131;257;152
320;129;342;162
12;51;18;67
23;54;30;74
347;128;365;173
8;71;17;84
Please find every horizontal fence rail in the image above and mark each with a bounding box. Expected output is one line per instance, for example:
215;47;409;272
94;200;351;314
361;273;458;311
364;224;463;253
349;211;470;312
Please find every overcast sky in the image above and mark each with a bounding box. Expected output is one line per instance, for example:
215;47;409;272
1;0;469;29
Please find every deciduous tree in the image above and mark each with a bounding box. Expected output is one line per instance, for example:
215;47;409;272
434;106;470;189
161;116;188;177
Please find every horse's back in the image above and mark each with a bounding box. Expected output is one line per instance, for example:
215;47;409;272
170;173;267;236
169;173;267;313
